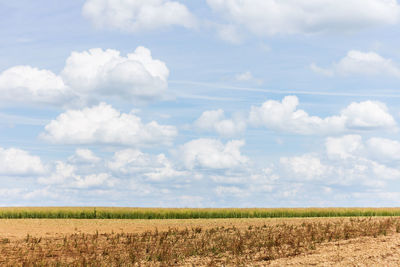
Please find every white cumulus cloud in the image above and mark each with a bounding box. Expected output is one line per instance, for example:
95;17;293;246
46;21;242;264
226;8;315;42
107;149;149;173
0;66;73;106
68;148;101;164
207;0;400;36
178;138;248;169
0;147;45;176
367;137;400;161
249;96;396;135
341;100;396;130
194;109;246;137
83;0;196;32
145;154;189;181
311;50;400;77
280;155;331;181
0;47;169;107
62;47;169;102
38;161;115;188
326;135;363;160
325;135;400;183
279;135;400;186
41;102;177;146
107;148;187;181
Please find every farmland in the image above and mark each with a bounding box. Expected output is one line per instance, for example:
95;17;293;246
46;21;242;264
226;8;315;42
2;209;400;266
2;207;400;219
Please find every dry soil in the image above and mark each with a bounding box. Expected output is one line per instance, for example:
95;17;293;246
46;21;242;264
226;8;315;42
1;217;399;266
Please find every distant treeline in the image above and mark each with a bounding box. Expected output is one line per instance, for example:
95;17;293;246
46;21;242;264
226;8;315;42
1;207;400;219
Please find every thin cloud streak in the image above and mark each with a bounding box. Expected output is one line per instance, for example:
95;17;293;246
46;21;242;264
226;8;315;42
171;92;240;101
0;113;49;126
170;80;400;98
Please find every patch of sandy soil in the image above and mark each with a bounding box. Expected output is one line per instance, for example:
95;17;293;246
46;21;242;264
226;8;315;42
1;218;400;266
267;233;400;266
179;233;400;266
0;217;349;240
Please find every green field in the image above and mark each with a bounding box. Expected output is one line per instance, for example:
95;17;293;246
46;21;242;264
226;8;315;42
1;207;400;219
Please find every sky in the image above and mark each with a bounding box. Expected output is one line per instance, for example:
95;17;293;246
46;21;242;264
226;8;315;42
1;0;400;207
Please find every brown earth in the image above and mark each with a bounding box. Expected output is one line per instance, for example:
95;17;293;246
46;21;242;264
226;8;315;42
0;217;348;240
179;233;400;266
1;218;400;266
268;233;400;266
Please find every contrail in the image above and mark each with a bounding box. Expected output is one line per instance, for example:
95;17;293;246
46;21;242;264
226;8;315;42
170;80;400;98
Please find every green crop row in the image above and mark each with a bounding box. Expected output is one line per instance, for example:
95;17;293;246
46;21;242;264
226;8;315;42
1;207;400;219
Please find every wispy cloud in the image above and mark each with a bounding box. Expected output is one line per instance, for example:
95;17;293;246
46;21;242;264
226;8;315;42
0;113;49;126
170;80;400;98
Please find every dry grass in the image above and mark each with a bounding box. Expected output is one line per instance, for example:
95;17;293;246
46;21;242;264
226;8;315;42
0;217;399;266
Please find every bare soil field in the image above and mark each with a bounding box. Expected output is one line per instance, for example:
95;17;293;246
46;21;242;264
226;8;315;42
0;217;399;266
269;233;400;266
0;217;349;240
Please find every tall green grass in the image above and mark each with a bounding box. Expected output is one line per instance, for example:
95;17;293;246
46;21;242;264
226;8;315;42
1;207;400;219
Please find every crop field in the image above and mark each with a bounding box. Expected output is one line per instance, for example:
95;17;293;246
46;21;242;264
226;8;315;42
2;207;400;219
2;215;400;265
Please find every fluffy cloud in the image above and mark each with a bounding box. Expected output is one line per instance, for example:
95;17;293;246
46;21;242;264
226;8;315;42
145;154;189;181
38;161;75;185
342;101;396;130
326;135;363;159
107;148;187;181
75;173;114;188
194;109;246;137
311;50;400;77
367;137;400;161
178;138;248;169
207;0;400;36
62;47;169;102
249;96;338;134
326;135;400;163
37;147;187;193
0;47;169;106
41;102;177;146
38;161;115;188
194;96;396;137
0;66;73;106
280;135;400;186
107;149;149;173
249;96;396;135
0;147;45;175
328;135;400;182
280;155;331;181
82;0;196;32
68;149;101;164
370;161;400;181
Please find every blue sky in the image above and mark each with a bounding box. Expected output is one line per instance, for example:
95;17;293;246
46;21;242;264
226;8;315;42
1;0;400;207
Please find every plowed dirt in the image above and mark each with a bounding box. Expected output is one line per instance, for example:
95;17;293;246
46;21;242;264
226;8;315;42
0;217;345;240
1;217;399;266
